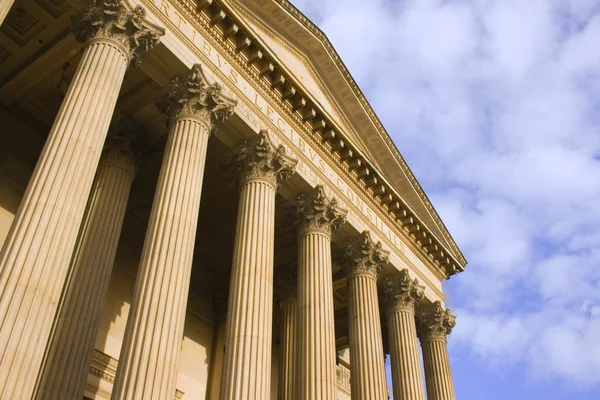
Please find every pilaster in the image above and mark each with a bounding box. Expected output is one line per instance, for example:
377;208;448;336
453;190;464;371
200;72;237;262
0;2;162;397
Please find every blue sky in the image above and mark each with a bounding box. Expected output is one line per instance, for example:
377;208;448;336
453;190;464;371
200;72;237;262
288;0;600;398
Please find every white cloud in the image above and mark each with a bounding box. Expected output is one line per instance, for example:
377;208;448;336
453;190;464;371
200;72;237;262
291;0;600;388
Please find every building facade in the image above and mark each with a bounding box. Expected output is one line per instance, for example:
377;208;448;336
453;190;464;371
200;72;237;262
0;0;467;399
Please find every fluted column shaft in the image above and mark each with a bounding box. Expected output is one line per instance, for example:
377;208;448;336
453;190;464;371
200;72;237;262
297;227;337;400
417;301;456;400
111;115;210;399
0;0;13;27
295;185;346;400
387;306;425;400
344;231;388;400
219;130;296;400
33;153;135;399
421;337;455;400
220;177;276;399
0;38;130;398
383;269;427;400
278;297;297;400
348;271;387;399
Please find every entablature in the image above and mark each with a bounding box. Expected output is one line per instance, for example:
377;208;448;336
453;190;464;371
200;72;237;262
142;0;464;278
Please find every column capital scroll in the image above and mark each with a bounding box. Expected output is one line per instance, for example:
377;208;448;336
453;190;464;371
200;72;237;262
226;130;297;186
156;64;237;128
416;301;456;342
295;185;347;235
343;231;389;279
72;0;164;66
383;269;425;314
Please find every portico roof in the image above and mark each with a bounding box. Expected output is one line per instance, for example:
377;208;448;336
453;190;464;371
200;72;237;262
225;0;467;273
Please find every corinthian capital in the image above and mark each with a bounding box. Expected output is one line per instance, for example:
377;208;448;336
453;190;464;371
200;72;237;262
295;185;347;234
72;0;164;65
102;119;156;171
416;301;456;342
344;231;389;278
156;64;237;128
274;263;298;302
228;130;297;185
382;269;425;314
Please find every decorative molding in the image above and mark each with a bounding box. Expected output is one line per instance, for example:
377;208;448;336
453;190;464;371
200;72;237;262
295;184;347;234
156;63;236;128
103;119;157;172
87;349;185;399
225;129;297;185
72;0;164;66
382;269;425;314
271;0;466;268
0;27;71;87
416;301;456;342
2;5;46;47
343;231;389;278
164;0;464;277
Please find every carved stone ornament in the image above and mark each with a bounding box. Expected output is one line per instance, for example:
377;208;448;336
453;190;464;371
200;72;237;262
382;269;425;314
225;130;297;185
274;263;298;301
416;301;456;342
343;231;389;278
295;185;347;234
72;0;164;66
103;119;156;171
156;64;237;128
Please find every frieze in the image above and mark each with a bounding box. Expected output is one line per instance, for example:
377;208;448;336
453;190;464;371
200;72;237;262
139;0;450;298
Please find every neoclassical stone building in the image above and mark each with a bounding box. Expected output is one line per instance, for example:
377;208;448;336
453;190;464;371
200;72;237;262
0;0;467;399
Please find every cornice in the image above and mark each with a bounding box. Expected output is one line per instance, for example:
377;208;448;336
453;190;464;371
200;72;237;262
269;0;467;268
159;0;463;277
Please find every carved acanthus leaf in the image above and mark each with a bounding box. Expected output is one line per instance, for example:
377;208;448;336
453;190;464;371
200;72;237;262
382;269;425;313
274;263;298;301
72;0;164;66
343;231;388;277
156;64;237;128
295;185;347;234
103;119;157;171
226;130;297;185
416;301;456;341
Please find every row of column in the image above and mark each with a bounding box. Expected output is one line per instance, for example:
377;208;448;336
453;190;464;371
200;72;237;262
275;227;457;400
0;2;456;400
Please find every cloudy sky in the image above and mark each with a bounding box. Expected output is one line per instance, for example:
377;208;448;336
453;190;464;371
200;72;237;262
288;0;600;398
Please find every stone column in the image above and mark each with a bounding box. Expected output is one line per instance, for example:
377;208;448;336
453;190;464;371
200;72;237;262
383;269;426;400
295;185;347;400
275;265;298;400
32;127;145;399
220;131;297;400
417;301;457;400
0;3;162;398
0;0;14;27
111;64;236;399
344;231;389;400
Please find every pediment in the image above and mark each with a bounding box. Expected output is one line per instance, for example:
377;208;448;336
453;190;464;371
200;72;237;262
224;0;465;265
228;4;368;155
